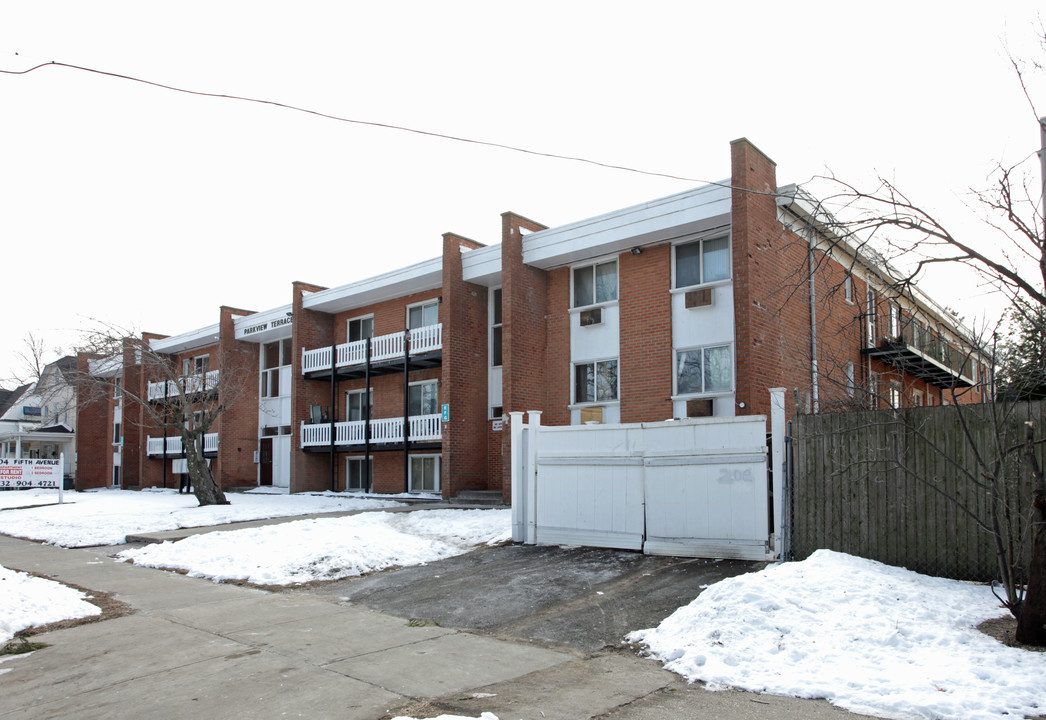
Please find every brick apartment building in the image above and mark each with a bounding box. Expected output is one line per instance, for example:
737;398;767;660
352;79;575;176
75;139;990;497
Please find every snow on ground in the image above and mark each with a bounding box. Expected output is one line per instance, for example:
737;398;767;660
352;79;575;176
628;549;1046;720
0;488;404;546
0;564;101;646
118;509;511;585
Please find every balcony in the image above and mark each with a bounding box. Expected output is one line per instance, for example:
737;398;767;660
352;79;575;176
300;414;442;450
301;324;442;378
146;433;219;457
862;324;975;388
147;370;221;402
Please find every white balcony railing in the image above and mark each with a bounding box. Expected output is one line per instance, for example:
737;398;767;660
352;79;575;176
146;433;219;456
147;370;221;401
301;324;442;375
300;414;442;448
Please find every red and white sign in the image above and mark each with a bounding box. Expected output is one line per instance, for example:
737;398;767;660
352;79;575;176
0;457;65;502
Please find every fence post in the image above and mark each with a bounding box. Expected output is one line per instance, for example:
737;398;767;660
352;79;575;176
526;411;542;545
770;388;786;560
509;412;526;543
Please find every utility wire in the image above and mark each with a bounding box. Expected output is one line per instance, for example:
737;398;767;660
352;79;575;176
0;60;781;196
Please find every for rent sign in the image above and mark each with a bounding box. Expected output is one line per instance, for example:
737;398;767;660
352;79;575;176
0;457;65;502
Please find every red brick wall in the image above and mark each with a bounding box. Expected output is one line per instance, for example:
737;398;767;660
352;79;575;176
543;267;572;426
290;281;335;493
217;306;260;489
499;211;550;498
74;353;110;490
440;232;490;498
619;243;674;423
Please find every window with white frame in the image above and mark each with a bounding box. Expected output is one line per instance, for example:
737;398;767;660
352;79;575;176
490;287;502;367
348;316;374;342
845;361;856;397
113;422;121;445
888;381;902;408
113;377;122;398
912;389;924;406
409;455;440;493
346;457;371;492
675;345;733;396
866;288;878;345
674;236;730;289
260;338;292;398
408;380;439;416
346;389;373;422
843;274;854;303
572;260;617;308
408;300;439;329
574;359;619;404
889;303;901;338
183;354;209;376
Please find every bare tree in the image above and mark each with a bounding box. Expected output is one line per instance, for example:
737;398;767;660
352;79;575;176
76;324;250;507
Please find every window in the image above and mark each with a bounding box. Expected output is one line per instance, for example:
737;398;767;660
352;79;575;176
912;389;924;407
574;359;618;404
346;389;373;422
843;274;854;303
675;236;730;288
346;457;372;492
113;377;122;398
868;372;880;409
572;261;617;307
113;422;121;444
408;300;439;329
845;362;856;397
889;303;901;338
676;345;733;395
112;466;120;487
261;339;292;398
183;354;209;375
888;381;902;409
490;288;502;367
490;405;503;420
348;316;374;342
408;381;439;416
409;455;440;493
866;289;878;345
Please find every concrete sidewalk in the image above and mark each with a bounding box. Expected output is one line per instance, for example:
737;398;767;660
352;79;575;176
0;532;870;719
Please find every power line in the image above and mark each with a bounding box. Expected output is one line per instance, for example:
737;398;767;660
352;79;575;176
2;60;724;187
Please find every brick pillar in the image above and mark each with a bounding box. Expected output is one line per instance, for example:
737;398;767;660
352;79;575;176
289;281;334;493
217;306;260;489
619;243;673;423
499;211;549;500
74;352;109;490
440;232;489;499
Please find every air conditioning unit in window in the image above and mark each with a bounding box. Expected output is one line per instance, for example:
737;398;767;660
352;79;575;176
686;398;714;418
685;288;713;309
580;308;602;326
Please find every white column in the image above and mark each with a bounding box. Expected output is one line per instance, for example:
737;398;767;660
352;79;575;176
509;412;526;543
525;411;542;546
769;388;786;560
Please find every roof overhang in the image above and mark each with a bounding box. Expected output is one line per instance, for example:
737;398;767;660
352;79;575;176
303;256;443;315
150;324;221;355
234;305;294;343
522;182;731;269
461;244;502;286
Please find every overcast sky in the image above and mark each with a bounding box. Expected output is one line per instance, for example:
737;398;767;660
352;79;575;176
2;2;1044;382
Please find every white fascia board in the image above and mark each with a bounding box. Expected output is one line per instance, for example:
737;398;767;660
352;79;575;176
150;324;221;355
303;256;443;315
523;182;731;269
234;305;294;343
462;243;502;286
88;355;122;378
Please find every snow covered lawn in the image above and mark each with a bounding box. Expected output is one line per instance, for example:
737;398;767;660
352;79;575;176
628;549;1046;720
117;508;512;585
0;488;405;546
0;564;101;646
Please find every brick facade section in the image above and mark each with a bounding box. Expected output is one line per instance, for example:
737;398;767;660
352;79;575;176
74;353;109;490
619;243;674;423
440;232;489;498
290;281;334;493
216;306;260;488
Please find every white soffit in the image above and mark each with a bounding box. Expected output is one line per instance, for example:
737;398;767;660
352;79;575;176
462;243;502;286
234;305;294;343
303;256;443;314
150;324;221;355
523;182;732;269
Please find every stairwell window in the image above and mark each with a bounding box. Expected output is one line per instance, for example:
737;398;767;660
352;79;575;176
574;359;618;404
261;338;292;399
490;287;502;367
676;345;733;396
572;261;617;308
675;236;730;289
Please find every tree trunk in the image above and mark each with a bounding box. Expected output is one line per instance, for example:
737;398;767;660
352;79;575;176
1016;421;1046;645
183;429;229;507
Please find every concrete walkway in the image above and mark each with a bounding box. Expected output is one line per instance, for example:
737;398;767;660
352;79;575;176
0;528;871;719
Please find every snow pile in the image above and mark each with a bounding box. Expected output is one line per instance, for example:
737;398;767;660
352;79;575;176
119;509;511;585
392;714;498;720
628;549;1046;720
0;488;404;546
0;564;101;645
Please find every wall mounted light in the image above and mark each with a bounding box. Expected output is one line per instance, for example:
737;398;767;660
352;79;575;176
630;247;642;255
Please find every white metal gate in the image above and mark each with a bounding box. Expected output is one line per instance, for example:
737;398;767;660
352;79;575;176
511;389;786;561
